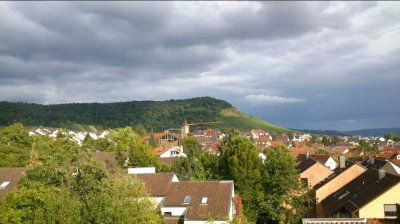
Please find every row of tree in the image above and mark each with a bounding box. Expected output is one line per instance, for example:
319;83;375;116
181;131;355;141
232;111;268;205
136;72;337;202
0;124;310;223
0;125;164;223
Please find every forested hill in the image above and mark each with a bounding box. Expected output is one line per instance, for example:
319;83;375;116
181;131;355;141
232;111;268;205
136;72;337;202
0;97;288;133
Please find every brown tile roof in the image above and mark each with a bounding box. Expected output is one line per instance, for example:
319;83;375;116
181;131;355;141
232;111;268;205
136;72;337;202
204;143;221;154
133;172;176;196
322;169;400;215
291;147;317;157
298;154;331;164
153;146;166;156
164;181;233;220
0;167;27;199
92;152;119;169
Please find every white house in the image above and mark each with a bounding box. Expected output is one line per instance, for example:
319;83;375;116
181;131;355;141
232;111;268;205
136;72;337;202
158;146;187;158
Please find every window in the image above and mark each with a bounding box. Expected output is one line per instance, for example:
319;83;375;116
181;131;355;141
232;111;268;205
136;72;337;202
183;195;191;204
0;181;10;189
201;196;208;204
384;204;397;217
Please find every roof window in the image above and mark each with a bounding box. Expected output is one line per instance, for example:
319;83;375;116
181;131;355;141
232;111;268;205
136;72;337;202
201;196;208;204
183;195;191;204
0;181;10;189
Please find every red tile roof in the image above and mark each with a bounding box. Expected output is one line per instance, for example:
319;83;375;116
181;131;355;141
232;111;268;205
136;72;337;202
133;173;176;196
164;181;233;220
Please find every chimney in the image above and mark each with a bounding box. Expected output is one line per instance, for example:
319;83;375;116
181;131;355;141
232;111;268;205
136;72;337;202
378;169;386;180
339;155;346;169
306;151;310;158
371;157;375;165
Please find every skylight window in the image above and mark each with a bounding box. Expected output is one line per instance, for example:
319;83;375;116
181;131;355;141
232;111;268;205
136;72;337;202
183;195;191;204
338;190;350;200
0;181;10;189
201;196;208;204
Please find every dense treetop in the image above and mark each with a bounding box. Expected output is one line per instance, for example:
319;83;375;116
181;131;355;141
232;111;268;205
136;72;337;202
0;97;231;131
0;97;288;133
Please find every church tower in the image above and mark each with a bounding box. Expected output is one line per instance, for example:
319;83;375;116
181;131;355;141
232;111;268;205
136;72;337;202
182;119;189;137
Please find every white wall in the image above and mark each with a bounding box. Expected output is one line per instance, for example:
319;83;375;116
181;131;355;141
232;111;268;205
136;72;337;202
128;167;156;174
161;207;187;216
325;157;337;170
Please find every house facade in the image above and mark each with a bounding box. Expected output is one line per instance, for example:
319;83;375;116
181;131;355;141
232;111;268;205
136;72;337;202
321;169;400;219
131;168;237;224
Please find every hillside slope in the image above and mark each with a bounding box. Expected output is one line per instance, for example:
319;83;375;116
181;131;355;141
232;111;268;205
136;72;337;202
0;97;287;133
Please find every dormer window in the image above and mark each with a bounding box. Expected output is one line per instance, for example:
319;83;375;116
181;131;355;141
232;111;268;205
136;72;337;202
183;195;191;204
201;196;208;204
0;181;10;189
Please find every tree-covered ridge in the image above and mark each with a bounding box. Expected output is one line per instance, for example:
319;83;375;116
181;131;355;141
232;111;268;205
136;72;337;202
0;97;288;133
0;97;232;131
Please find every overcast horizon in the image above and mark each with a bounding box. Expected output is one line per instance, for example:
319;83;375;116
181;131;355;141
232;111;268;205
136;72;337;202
1;2;399;131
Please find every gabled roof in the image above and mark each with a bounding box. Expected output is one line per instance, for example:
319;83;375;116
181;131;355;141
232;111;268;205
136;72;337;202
313;162;365;190
0;167;27;199
164;181;233;220
133;172;234;221
297;158;319;173
133;172;176;196
322;169;400;215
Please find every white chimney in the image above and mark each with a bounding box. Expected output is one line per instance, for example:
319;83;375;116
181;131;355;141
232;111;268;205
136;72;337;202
378;169;386;180
339;155;346;169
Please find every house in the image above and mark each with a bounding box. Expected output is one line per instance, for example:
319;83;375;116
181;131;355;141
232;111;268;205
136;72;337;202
143;131;181;148
362;157;400;176
204;143;221;156
330;146;350;155
0;167;27;199
131;168;237;223
312;158;367;218
155;146;187;158
291;147;317;157
321;169;400;219
298;158;334;189
298;154;338;170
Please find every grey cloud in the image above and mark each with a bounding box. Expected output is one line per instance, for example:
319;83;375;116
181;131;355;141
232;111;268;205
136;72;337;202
0;1;399;130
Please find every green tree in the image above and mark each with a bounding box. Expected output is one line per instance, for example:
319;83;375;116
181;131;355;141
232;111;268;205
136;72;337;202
384;133;400;142
181;135;203;159
0;123;32;167
171;135;207;180
108;127;159;168
259;145;311;223
219;131;264;222
1;136;164;224
358;139;374;153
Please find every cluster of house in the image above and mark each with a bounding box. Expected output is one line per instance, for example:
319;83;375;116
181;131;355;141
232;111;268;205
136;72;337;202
27;128;110;145
297;151;400;222
0;155;240;224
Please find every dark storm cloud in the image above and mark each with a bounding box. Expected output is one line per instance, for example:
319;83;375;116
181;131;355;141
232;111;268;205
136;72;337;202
0;2;399;130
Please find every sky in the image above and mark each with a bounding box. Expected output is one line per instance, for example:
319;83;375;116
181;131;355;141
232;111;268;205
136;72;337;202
0;2;399;131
